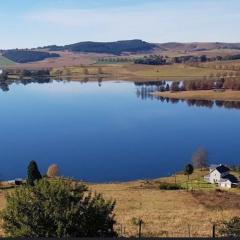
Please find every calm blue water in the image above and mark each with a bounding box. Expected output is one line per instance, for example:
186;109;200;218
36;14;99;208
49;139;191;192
0;80;240;182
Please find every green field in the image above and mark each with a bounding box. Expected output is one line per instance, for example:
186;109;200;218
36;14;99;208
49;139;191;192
0;55;15;66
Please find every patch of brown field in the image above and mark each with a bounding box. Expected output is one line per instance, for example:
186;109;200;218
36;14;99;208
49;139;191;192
90;181;240;237
0;191;6;237
6;51;112;70
155;90;240;101
50;63;230;82
192;190;240;210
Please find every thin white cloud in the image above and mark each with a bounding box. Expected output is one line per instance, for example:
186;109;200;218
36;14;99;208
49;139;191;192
1;0;237;49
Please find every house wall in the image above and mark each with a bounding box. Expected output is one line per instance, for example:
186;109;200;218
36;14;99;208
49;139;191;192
209;169;221;184
219;181;231;189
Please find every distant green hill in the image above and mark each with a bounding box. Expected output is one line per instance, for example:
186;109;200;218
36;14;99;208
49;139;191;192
2;50;60;63
0;55;15;66
46;39;156;54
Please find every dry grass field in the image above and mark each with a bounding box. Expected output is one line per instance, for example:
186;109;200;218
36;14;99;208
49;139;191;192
155;90;240;101
51;63;230;81
1;169;240;237
0;192;6;237
90;180;240;237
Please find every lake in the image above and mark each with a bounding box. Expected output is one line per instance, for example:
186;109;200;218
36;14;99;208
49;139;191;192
1;79;240;182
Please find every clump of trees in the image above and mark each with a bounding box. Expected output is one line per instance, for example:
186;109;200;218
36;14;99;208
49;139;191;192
167;78;240;92
18;69;50;78
135;55;167;65
0;179;117;237
159;182;182;190
173;55;208;64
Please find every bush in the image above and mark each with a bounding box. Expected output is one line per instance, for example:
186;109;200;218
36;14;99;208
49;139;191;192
159;182;182;190
0;179;117;237
219;217;240;237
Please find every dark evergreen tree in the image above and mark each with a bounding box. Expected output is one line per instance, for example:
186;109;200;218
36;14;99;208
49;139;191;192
27;160;42;186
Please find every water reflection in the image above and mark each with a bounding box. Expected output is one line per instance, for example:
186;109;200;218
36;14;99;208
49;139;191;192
134;81;240;110
1;78;240;110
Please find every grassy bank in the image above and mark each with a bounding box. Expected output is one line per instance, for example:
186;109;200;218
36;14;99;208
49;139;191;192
154;90;240;101
1;169;240;237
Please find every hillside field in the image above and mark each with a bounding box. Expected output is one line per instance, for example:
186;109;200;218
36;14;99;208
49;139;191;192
0;56;14;66
50;63;234;81
1;169;240;237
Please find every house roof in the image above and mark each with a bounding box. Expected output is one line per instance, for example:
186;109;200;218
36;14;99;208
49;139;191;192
215;165;230;173
222;174;239;184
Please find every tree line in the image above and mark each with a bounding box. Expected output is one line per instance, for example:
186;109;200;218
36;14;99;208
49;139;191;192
133;54;240;66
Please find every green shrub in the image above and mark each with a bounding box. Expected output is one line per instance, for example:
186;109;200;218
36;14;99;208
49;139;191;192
0;179;117;237
159;182;182;190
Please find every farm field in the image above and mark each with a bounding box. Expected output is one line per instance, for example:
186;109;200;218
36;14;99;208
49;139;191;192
154;90;240;101
50;63;233;81
89;170;240;237
1;170;240;237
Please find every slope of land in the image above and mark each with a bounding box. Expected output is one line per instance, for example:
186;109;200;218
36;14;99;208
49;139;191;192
0;56;15;66
154;90;240;101
2;50;60;63
1;169;240;237
3;40;240;69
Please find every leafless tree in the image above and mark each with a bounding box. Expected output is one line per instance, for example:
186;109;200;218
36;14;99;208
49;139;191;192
192;147;208;170
47;164;59;178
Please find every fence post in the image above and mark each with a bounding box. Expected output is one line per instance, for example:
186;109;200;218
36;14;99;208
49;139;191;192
212;224;216;238
138;219;143;238
188;224;191;237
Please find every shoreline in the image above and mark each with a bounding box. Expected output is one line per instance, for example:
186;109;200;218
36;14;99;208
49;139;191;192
154;90;240;102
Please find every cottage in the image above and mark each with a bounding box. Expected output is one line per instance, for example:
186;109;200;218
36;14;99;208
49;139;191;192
7;178;23;186
204;164;239;188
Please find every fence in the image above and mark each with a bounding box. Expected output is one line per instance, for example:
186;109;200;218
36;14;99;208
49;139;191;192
115;221;238;238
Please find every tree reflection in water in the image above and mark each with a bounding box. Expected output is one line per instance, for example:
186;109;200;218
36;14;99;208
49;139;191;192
134;81;240;110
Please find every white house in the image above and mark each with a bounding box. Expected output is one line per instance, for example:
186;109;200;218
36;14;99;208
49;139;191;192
204;164;239;188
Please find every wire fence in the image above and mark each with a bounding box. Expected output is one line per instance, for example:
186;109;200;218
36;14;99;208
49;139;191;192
114;221;240;238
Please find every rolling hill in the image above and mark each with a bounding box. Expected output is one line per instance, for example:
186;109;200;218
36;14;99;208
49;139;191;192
2;40;240;68
44;39;156;54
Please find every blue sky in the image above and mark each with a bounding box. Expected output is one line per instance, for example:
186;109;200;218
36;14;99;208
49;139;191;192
0;0;239;49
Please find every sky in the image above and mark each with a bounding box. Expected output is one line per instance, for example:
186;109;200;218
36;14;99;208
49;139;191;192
0;0;239;49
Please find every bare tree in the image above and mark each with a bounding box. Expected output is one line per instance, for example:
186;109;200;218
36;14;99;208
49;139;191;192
192;147;208;170
47;164;59;178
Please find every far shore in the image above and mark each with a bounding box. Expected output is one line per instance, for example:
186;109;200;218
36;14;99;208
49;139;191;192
154;90;240;101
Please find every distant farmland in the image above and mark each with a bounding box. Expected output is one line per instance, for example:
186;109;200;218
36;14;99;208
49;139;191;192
0;55;15;66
